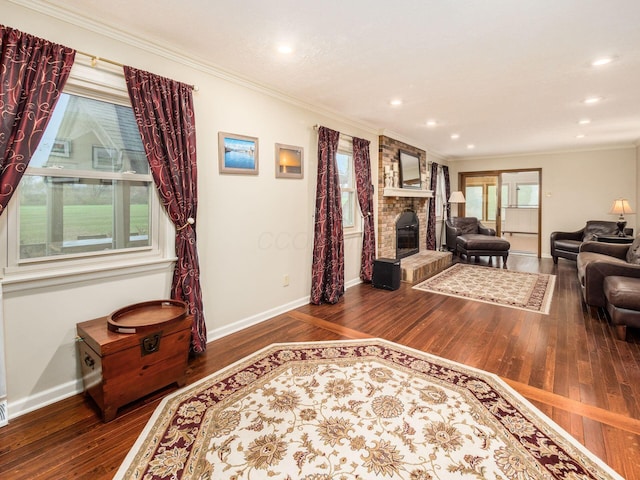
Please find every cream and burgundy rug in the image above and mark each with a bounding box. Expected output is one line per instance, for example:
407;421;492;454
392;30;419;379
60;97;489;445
413;263;556;314
116;339;620;480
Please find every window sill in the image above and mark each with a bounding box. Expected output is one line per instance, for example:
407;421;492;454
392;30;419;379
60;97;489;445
1;256;177;294
344;229;363;239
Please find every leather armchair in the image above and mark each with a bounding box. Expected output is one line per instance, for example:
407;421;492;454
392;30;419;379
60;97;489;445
577;240;640;308
550;220;628;264
445;217;495;252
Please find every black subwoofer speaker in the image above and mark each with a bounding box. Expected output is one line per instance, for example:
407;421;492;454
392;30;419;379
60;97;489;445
372;258;401;291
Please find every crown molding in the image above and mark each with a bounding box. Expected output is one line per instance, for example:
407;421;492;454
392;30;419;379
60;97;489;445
446;142;637;161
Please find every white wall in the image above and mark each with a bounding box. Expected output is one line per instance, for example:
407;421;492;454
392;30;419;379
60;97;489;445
637;144;640;216
448;146;637;256
1;2;377;418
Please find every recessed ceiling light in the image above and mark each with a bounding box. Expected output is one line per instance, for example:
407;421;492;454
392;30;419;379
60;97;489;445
578;118;591;125
591;56;616;67
576;134;586;139
426;120;437;127
450;133;460;140
277;45;293;54
467;144;475;150
390;99;402;106
583;96;603;104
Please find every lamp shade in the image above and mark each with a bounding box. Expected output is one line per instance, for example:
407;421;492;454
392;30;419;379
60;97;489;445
448;191;466;203
609;199;634;216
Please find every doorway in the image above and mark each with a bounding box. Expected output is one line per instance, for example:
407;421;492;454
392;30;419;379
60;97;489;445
459;169;541;257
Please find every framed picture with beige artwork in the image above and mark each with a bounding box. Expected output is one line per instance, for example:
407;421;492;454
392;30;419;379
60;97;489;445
275;143;303;179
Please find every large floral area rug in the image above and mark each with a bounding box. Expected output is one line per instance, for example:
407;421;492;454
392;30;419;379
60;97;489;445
116;339;620;480
413;263;556;314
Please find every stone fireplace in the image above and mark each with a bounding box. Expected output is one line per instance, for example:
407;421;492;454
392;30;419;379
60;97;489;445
377;136;431;259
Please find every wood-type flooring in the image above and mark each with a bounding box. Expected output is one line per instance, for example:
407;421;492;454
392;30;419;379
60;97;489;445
1;255;639;479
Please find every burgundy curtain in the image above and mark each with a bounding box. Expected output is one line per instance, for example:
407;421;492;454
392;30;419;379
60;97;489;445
0;25;75;214
352;137;375;282
124;66;206;353
443;165;451;219
426;162;439;249
311;126;344;304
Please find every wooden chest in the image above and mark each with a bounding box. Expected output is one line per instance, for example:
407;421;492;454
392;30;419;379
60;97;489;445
76;301;192;422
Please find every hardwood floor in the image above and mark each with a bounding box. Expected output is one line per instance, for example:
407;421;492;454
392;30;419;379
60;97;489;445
1;255;639;479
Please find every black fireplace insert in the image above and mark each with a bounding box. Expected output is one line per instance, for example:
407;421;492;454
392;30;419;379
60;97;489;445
396;210;419;259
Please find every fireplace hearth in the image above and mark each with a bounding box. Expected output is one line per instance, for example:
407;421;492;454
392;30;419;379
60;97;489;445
396;211;419;259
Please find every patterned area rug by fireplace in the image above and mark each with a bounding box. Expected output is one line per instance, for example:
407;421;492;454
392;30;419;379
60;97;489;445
116;339;621;480
413;263;556;314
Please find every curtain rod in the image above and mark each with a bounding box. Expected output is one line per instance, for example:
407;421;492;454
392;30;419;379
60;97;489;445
76;50;199;91
313;124;353;140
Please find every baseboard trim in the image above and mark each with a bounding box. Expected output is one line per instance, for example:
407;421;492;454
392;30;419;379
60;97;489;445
207;279;363;342
8;379;83;421
207;295;311;342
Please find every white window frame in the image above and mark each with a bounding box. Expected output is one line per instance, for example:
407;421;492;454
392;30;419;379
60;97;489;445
337;137;362;236
0;57;174;292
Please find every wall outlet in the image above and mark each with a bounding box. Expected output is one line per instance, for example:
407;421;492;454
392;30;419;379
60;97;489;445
283;274;290;287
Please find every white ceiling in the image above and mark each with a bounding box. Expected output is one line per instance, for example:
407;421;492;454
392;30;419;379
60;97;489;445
38;0;640;158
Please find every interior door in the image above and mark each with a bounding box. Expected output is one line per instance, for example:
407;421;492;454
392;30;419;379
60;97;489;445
460;169;541;257
500;171;540;256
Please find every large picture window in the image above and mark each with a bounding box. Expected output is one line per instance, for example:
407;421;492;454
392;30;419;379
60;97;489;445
2;60;168;280
17;93;153;261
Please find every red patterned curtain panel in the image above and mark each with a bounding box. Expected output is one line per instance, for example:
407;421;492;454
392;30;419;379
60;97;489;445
310;126;344;304
352;137;375;282
0;25;75;214
442;165;451;220
123;66;206;353
426;162;439;250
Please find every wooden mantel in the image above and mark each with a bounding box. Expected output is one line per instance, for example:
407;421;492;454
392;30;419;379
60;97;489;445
383;187;433;198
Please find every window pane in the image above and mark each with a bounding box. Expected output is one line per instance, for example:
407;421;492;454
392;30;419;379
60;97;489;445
341;191;354;227
19;176;150;259
30;93;149;174
517;184;539;207
487;185;497;221
128;183;151;247
336;153;352;188
465;186;483;219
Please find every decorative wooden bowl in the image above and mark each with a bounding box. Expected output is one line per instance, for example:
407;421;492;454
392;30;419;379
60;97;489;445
107;299;188;334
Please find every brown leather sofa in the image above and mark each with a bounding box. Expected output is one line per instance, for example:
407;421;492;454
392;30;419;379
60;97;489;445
577;240;640;308
550;220;626;264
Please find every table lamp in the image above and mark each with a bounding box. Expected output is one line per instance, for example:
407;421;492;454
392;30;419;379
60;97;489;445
609;199;634;237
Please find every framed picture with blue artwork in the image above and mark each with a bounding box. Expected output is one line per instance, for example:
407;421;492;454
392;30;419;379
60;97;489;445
218;132;259;175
